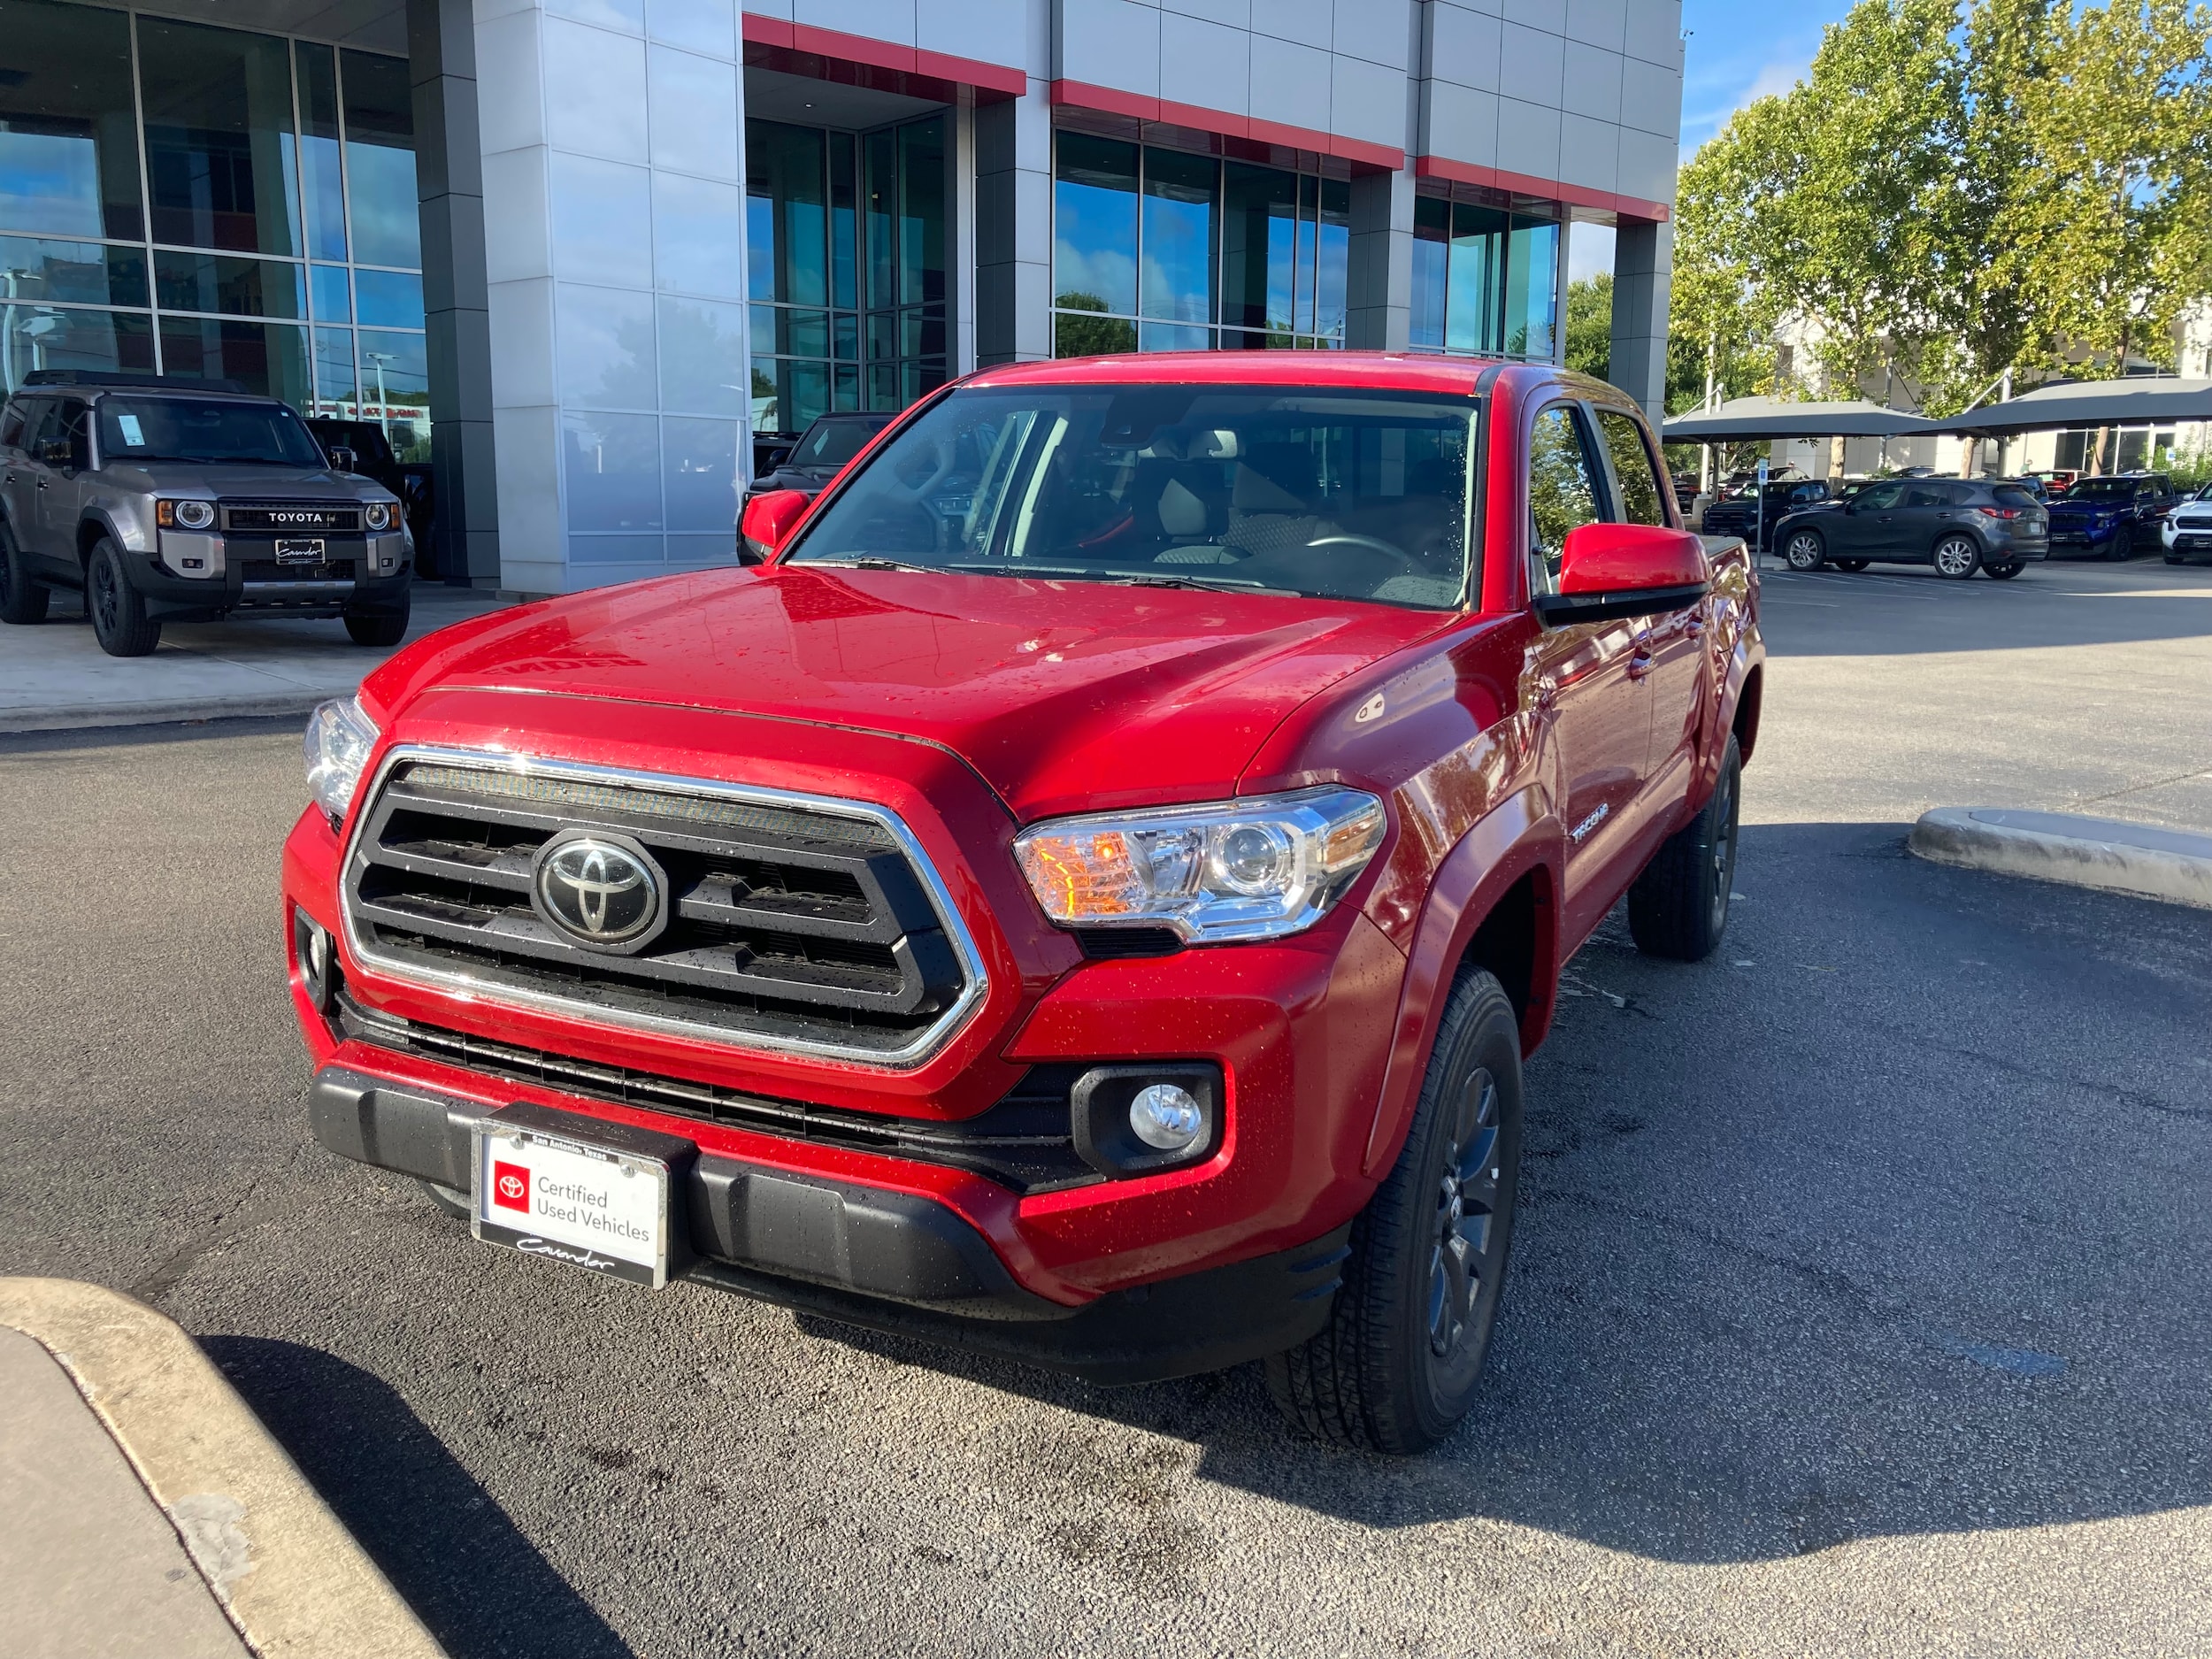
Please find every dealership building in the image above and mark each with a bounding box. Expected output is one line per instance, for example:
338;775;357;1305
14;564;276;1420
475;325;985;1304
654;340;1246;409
0;0;1686;592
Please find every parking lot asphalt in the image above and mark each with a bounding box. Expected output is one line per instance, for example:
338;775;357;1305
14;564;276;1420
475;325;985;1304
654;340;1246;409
0;556;2207;1657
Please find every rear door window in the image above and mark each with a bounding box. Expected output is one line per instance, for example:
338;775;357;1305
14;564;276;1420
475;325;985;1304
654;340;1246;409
1594;408;1665;526
1528;403;1603;594
1903;484;1948;509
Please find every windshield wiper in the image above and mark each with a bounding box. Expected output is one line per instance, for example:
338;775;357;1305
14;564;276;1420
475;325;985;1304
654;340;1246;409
802;557;937;572
1097;573;1297;596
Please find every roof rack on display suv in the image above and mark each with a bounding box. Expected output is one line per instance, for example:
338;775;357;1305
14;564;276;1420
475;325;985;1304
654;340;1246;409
0;373;412;655
287;352;1764;1454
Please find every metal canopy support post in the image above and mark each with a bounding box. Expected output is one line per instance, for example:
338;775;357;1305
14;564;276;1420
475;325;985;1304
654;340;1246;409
1609;215;1672;417
975;81;1051;367
408;0;498;587
1344;167;1413;352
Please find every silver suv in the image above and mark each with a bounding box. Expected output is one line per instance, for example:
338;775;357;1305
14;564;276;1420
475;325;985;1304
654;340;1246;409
0;372;411;657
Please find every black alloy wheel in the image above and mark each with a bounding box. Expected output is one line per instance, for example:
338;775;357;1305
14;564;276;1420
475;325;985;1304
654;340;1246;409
0;520;50;625
1629;733;1741;960
1266;968;1525;1455
1782;529;1825;572
2106;526;2133;562
1834;558;1870;572
1932;534;1981;579
88;536;160;656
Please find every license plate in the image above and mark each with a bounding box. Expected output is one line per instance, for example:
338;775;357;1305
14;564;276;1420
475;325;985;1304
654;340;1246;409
473;1118;674;1286
275;537;326;563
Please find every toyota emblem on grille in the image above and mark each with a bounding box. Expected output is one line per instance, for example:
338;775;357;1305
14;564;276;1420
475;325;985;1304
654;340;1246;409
531;833;664;949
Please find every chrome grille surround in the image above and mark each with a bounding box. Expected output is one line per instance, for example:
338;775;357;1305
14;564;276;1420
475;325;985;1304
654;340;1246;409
338;746;990;1069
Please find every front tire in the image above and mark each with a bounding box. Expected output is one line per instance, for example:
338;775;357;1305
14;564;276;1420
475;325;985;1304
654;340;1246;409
343;594;410;647
0;520;50;624
1932;534;1981;579
1628;733;1741;962
1782;529;1825;572
1266;968;1524;1455
87;536;160;656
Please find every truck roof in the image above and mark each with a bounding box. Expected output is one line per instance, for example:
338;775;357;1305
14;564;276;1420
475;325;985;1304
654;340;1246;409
964;350;1571;399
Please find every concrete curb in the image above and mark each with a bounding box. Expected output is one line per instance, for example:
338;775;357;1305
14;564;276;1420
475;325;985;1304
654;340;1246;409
0;1279;445;1659
0;694;327;735
1909;807;2212;910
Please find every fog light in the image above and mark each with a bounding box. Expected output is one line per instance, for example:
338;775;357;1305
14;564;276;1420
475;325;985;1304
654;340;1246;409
1129;1083;1202;1150
293;910;339;1014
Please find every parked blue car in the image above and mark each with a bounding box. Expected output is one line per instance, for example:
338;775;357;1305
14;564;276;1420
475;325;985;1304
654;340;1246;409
2045;472;2175;560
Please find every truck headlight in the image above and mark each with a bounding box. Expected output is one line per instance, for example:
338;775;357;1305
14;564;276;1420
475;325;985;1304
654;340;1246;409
157;498;216;529
303;695;380;822
365;501;396;531
1014;787;1386;943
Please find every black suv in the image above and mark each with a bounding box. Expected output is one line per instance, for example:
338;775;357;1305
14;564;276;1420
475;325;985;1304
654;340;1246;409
1772;478;2049;579
743;411;896;509
1701;477;1832;550
0;373;411;655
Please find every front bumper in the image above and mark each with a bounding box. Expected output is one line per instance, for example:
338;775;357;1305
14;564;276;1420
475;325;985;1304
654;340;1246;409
134;535;411;617
308;1064;1351;1383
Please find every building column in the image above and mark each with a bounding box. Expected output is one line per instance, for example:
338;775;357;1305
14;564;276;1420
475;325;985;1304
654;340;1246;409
1609;215;1674;416
472;0;749;595
407;0;497;586
1344;165;1413;352
975;81;1052;366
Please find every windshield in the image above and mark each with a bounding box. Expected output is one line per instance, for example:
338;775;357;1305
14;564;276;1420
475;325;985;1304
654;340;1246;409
795;418;889;469
96;396;325;468
786;385;1479;610
2066;478;2139;499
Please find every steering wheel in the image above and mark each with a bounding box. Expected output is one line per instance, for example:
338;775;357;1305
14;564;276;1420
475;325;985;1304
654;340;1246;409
894;435;957;499
1302;534;1420;570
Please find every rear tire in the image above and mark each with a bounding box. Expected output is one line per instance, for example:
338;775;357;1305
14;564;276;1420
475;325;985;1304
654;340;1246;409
1628;733;1741;962
1833;558;1869;572
1266;968;1524;1455
1932;534;1981;579
0;520;50;624
1782;530;1825;572
87;536;160;656
343;594;410;647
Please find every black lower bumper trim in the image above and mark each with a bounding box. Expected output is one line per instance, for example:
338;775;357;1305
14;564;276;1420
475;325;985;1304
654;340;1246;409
308;1064;1351;1385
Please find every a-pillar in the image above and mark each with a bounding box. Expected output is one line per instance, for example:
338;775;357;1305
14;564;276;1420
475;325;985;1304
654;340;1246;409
1609;215;1674;416
1344;166;1414;352
406;0;497;586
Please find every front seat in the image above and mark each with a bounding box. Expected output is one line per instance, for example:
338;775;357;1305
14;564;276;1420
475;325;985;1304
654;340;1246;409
1225;442;1331;556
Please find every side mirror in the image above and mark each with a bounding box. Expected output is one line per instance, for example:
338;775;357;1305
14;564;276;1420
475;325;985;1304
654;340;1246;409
1534;523;1712;627
36;438;71;465
326;445;358;474
739;488;810;564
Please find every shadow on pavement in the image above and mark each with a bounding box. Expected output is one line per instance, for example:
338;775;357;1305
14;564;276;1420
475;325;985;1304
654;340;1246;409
801;820;2212;1563
205;1336;634;1659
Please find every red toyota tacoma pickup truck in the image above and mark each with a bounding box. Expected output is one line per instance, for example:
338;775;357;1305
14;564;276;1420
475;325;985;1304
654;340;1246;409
287;354;1762;1454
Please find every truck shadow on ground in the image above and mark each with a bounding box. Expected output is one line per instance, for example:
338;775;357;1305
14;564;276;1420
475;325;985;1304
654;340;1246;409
205;1337;633;1659
803;821;2212;1563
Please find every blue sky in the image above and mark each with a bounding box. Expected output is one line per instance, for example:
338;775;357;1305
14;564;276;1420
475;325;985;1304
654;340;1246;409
1570;0;1854;280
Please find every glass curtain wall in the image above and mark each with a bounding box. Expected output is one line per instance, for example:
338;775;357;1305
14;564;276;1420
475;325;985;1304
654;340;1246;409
0;1;426;457
747;111;946;437
1052;131;1350;357
1410;192;1560;361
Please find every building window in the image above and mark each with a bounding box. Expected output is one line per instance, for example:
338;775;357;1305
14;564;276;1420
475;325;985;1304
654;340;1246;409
747;111;946;439
0;1;426;459
1052;131;1348;357
1411;191;1559;362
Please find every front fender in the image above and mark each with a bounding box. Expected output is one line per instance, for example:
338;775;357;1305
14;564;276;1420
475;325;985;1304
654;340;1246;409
1359;786;1563;1179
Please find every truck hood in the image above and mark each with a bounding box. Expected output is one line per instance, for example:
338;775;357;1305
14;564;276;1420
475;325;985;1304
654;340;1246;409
368;565;1454;821
2047;497;2128;519
99;463;396;500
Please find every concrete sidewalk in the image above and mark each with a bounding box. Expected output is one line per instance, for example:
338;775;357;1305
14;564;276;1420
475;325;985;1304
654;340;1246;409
0;1279;443;1659
0;587;512;733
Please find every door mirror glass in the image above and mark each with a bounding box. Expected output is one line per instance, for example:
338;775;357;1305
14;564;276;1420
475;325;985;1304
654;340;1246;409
1533;522;1711;626
36;438;71;465
740;488;811;563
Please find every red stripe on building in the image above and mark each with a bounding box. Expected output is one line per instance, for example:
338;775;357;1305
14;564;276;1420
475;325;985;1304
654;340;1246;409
1049;80;1405;173
1415;155;1671;223
740;14;1026;98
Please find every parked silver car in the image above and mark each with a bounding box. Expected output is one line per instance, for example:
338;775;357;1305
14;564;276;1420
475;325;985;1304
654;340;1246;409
0;372;411;657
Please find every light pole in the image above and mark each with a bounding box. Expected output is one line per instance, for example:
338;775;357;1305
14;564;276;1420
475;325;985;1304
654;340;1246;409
365;350;397;445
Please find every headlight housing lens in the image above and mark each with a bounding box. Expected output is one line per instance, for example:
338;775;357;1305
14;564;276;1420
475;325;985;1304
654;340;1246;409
1013;787;1386;943
365;501;395;531
160;498;215;530
303;696;380;822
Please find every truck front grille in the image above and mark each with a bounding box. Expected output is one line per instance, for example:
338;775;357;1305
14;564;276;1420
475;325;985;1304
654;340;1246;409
342;752;986;1065
223;501;362;532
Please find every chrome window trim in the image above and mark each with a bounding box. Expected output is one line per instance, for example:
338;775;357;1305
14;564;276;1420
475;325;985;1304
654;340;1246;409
338;745;992;1071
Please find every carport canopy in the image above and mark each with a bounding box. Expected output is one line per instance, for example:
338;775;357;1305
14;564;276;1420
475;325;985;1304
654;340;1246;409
1926;377;2212;436
1660;397;1941;442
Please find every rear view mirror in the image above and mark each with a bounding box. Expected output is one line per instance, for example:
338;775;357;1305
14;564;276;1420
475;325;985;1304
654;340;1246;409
1534;523;1712;627
739;489;810;564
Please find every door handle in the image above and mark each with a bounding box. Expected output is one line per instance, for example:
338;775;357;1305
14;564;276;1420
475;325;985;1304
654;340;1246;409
36;478;50;490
